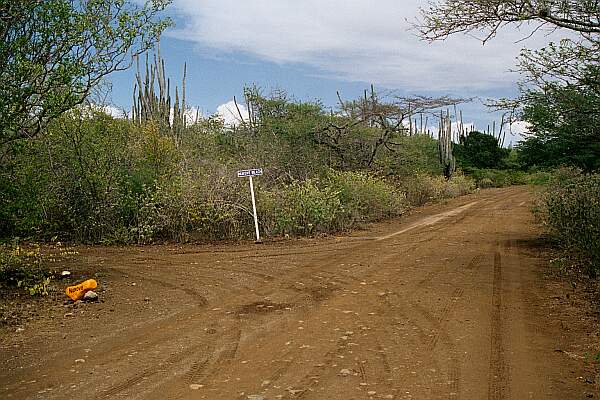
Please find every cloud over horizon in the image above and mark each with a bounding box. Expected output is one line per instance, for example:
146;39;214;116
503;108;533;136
169;0;562;93
217;100;249;127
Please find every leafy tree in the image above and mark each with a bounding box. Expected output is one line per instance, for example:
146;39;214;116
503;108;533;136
518;66;600;171
454;131;509;169
0;108;130;238
0;0;171;145
417;0;599;170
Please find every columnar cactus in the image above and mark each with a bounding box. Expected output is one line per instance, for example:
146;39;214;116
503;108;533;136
438;110;455;179
131;41;188;144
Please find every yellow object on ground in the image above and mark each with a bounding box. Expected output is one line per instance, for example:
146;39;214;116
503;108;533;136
65;279;97;301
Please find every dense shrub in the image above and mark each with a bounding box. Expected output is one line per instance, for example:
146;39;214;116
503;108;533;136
541;172;600;275
375;135;442;176
466;168;528;188
400;174;475;206
324;170;407;223
259;171;407;236
0;102;479;243
0;245;52;296
261;179;343;236
98;169;473;241
122;169;256;243
462;167;557;188
524;170;554;186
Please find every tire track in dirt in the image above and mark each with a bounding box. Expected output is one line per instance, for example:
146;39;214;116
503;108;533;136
233;247;345;259
410;290;463;398
488;251;509;400
197;262;278;283
272;192;519;399
95;341;209;399
189;325;242;382
124;323;242;400
277;330;394;399
105;266;209;305
465;254;485;270
354;229;472;389
229;192;501;308
260;244;422;399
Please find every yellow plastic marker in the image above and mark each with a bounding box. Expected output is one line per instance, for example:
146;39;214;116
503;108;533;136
65;279;97;301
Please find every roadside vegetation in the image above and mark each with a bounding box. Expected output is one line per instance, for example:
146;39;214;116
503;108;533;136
537;170;600;277
0;99;477;245
1;0;599;296
0;245;52;297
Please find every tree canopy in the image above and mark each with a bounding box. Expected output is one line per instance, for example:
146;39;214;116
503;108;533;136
454;131;509;170
418;0;600;42
518;65;600;171
417;0;600;171
417;0;599;87
0;0;171;145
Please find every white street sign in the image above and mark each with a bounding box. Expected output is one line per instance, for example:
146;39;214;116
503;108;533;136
237;168;263;178
237;168;263;243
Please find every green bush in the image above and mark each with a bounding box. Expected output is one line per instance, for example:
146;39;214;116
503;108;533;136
467;168;528;188
0;246;53;296
465;167;557;188
541;172;600;275
261;179;343;236
400;174;475;206
443;174;476;198
524;170;554;185
122;169;256;243
259;171;407;236
324;170;407;223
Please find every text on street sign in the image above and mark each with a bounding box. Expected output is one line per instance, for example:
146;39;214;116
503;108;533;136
237;168;263;178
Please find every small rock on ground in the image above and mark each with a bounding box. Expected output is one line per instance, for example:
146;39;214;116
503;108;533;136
83;291;98;302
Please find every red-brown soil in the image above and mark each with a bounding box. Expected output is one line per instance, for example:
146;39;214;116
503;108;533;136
1;187;598;399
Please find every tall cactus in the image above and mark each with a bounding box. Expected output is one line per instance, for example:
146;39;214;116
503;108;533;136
438;110;455;179
131;41;189;144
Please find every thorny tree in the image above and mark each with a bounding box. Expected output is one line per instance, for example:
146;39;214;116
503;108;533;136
316;86;463;169
417;0;600;87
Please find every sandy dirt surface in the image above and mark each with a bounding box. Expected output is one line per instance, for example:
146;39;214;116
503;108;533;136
1;186;599;399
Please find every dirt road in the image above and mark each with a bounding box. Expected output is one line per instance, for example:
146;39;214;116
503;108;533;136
1;187;598;399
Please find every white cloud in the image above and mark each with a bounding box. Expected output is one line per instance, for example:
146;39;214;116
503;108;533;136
216;100;249;127
103;105;127;119
509;120;531;137
84;103;127;118
172;106;203;125
170;0;564;92
94;103;204;125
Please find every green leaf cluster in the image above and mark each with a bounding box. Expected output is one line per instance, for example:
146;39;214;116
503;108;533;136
0;0;170;143
519;66;600;171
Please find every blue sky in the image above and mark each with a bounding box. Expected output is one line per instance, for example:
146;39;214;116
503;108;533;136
108;0;564;141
